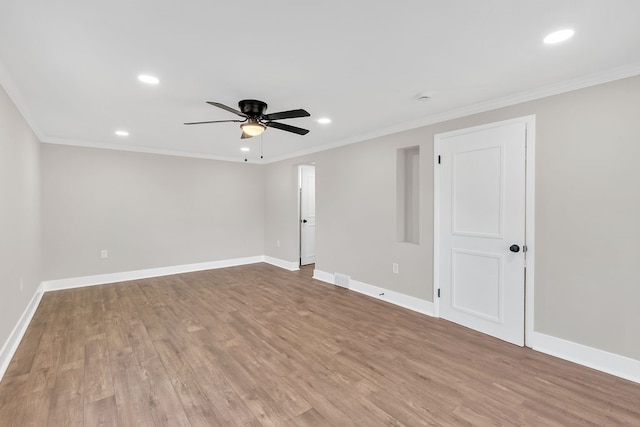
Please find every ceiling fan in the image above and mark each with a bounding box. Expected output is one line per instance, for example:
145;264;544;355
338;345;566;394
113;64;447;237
184;99;310;139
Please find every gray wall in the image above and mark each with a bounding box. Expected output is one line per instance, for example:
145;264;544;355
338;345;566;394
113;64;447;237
0;84;41;349
42;145;265;280
264;75;640;361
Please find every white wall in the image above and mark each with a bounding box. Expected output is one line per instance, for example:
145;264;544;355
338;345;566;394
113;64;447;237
264;75;640;362
0;84;41;350
41;144;265;280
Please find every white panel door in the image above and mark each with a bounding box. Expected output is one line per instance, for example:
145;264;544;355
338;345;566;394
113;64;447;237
437;120;526;346
300;165;316;265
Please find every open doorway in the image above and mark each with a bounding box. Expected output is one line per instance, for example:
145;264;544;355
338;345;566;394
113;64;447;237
299;164;316;266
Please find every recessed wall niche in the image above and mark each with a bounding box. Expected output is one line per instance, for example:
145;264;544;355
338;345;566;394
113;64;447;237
396;146;420;244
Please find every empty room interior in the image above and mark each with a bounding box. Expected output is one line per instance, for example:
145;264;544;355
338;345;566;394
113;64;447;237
1;1;640;425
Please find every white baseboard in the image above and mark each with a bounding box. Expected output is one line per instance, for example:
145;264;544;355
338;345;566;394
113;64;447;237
263;256;300;271
0;284;44;381
41;255;265;291
312;270;335;285
533;332;640;384
312;269;434;316
348;279;435;317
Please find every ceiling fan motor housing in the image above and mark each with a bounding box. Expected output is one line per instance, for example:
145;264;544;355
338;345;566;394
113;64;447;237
239;99;267;118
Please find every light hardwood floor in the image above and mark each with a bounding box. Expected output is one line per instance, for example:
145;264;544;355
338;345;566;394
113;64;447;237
1;263;639;426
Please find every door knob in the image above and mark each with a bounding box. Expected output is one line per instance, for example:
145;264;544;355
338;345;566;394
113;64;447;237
509;244;520;253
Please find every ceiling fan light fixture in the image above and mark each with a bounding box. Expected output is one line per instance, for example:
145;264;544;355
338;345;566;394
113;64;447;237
240;121;266;137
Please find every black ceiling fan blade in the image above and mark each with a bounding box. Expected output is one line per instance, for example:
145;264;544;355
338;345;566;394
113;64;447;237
184;119;245;125
262;109;310;121
264;121;310;135
206;102;247;118
240;131;253;139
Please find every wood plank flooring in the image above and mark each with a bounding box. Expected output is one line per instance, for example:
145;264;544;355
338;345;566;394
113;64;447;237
1;263;639;426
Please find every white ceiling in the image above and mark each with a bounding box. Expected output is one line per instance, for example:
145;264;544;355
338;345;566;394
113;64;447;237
1;1;639;163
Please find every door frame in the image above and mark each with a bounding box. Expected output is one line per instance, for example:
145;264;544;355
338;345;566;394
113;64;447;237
433;115;536;347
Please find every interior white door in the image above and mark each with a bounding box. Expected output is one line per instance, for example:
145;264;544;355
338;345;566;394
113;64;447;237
300;165;316;265
436;120;526;346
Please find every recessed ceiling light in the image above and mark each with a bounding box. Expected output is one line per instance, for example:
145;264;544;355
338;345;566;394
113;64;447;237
241;147;250;152
115;130;129;137
544;29;574;44
137;74;160;85
317;117;331;124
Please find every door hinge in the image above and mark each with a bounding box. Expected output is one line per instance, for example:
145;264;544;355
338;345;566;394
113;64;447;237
438;155;441;164
437;288;441;298
523;245;528;253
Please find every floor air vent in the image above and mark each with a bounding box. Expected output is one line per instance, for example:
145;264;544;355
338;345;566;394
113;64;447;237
334;273;350;288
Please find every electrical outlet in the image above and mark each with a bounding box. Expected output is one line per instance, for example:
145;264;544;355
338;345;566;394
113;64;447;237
101;249;108;259
392;263;399;274
277;240;280;247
